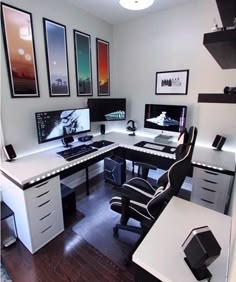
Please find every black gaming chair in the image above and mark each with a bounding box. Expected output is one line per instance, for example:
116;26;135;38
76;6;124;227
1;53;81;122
110;126;197;263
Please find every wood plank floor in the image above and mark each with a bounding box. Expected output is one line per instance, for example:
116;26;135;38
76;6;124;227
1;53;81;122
1;171;190;282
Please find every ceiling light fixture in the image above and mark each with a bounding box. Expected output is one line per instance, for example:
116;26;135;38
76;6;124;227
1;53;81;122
120;0;154;11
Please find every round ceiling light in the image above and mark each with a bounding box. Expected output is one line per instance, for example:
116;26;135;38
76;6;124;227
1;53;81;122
120;0;154;11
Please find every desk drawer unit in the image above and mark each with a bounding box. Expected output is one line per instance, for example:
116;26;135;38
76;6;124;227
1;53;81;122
0;175;64;254
191;167;233;213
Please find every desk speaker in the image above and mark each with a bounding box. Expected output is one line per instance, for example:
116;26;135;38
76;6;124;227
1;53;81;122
212;135;226;151
3;144;17;161
100;124;105;135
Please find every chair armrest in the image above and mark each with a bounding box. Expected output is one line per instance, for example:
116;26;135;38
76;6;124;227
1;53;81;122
114;177;155;203
134;161;157;170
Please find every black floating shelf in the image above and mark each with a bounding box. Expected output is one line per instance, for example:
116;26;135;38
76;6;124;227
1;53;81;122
198;94;236;104
203;29;236;69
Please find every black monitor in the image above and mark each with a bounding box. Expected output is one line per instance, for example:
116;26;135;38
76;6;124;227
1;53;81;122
144;104;187;133
35;108;90;144
87;98;126;122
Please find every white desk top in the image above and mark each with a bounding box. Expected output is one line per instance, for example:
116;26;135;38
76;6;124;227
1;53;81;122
133;196;231;282
0;132;175;186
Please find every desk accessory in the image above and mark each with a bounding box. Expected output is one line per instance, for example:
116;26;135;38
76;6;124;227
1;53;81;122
212;135;226;150
61;136;74;147
78;135;93;142
127;120;137;136
3;144;17;161
100;124;105;135
182;226;221;281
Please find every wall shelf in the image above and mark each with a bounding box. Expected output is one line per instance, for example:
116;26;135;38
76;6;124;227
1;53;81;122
198;94;236;103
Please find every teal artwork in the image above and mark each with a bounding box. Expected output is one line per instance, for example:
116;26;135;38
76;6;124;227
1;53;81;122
74;30;93;96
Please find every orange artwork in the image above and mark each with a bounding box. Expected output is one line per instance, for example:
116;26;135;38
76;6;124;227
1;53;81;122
1;4;39;97
97;39;109;96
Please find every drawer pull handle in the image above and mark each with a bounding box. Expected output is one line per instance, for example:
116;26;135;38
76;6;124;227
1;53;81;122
40;212;52;221
201;198;214;204
35;181;49;188
41;225;53;234
38;200;51;208
204;171;218;176
203;179;217;184
37;191;50;198
201;187;216;193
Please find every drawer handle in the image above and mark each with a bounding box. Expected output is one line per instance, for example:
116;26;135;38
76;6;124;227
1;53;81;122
38;200;51;208
204;171;219;176
201;198;214;204
40;212;52;221
41;225;53;234
37;191;50;198
201;187;216;193
203;179;217;184
35;181;49;188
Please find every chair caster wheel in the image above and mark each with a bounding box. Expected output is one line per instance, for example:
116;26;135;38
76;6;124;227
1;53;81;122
113;227;118;236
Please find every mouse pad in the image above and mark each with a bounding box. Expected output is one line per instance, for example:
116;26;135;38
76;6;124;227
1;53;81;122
134;141;176;154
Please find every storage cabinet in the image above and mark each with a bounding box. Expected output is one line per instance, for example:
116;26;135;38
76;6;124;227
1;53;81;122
191;167;234;213
1;175;64;253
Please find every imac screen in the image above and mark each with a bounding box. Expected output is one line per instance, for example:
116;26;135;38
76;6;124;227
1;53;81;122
144;104;187;133
87;98;126;121
35;108;90;143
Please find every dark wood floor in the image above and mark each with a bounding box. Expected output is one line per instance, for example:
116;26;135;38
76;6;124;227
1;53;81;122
1;171;190;282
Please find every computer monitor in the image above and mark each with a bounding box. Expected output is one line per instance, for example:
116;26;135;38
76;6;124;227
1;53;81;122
144;104;187;133
35;108;90;144
87;98;126;122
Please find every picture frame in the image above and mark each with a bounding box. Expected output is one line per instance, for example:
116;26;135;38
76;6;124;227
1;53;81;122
1;3;40;98
43;18;70;97
96;38;110;96
155;69;189;95
74;30;93;96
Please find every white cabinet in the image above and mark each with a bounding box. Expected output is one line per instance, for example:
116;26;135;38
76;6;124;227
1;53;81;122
191;167;234;213
1;174;64;253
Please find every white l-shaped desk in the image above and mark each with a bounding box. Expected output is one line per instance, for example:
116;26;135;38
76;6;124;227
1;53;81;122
0;132;235;254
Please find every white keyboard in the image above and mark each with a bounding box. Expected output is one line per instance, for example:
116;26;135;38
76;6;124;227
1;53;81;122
143;143;165;151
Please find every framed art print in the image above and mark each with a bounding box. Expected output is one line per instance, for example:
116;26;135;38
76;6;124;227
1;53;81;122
74;30;93;96
43;18;70;97
155;69;189;95
1;3;40;98
96;38;110;96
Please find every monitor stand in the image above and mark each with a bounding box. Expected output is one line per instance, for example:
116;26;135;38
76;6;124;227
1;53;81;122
154;134;173;145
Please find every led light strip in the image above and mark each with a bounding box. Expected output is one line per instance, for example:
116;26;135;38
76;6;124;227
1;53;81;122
28;144;119;185
192;161;223;171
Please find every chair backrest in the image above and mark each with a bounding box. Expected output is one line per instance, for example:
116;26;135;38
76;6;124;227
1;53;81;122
147;126;198;219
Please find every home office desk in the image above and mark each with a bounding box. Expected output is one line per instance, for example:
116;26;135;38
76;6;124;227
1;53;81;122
133;196;232;282
0;132;235;254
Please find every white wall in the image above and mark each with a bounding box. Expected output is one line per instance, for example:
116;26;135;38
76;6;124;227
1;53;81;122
0;0;114;156
112;0;236;150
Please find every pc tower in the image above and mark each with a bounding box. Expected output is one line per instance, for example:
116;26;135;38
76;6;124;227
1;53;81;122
104;156;126;186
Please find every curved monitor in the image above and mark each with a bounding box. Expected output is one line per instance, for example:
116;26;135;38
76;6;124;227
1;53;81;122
144;104;187;133
35;108;90;144
87;98;126;122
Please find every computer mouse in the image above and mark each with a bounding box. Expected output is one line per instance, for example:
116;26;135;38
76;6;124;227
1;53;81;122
170;148;176;152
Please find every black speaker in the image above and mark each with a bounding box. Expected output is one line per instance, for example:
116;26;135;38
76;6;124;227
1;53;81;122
3;144;17;161
212;135;226;151
100;124;105;135
61;136;74;147
182;226;221;281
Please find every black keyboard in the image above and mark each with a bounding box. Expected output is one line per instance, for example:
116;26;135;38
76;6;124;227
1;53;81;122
90;140;114;149
56;145;97;161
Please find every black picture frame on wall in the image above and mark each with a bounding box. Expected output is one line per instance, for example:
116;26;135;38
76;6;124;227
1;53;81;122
96;38;110;96
74;30;93;96
1;2;40;98
43;18;70;97
155;69;189;95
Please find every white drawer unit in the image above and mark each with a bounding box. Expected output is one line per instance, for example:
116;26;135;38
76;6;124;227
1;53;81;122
191;167;234;213
0;174;64;253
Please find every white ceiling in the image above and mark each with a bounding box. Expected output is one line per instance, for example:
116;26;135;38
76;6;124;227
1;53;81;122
67;0;197;25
